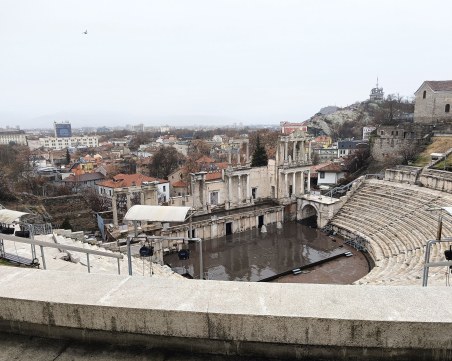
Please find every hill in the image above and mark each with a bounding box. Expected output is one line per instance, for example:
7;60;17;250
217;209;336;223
306;97;414;139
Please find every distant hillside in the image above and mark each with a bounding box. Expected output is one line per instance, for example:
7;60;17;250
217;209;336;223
306;98;414;140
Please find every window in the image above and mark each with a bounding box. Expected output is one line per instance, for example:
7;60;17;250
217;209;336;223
423;90;426;99
380;130;384;135
446;104;450;113
210;191;219;205
163;185;166;191
319;172;325;179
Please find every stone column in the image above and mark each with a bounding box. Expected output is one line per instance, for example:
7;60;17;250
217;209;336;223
307;170;311;192
126;191;132;210
301;171;305;195
284;172;288;198
292;172;296;197
246;174;250;202
227;175;232;204
245;141;250;163
284;141;288;162
300;140;305;163
140;190;145;205
112;193;118;227
237;175;242;204
200;173;207;211
308;141;312;162
292;141;297;164
228;148;232;164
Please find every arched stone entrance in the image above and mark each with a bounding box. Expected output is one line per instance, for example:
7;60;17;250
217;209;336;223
300;204;318;227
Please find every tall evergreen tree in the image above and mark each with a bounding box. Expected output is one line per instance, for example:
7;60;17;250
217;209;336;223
65;148;71;165
251;136;268;167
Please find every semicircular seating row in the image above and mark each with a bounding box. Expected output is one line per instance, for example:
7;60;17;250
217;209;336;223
330;179;452;286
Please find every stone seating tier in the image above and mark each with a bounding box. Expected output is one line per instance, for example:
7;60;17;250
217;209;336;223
330;179;452;286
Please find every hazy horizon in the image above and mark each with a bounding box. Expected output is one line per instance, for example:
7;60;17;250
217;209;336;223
1;0;451;129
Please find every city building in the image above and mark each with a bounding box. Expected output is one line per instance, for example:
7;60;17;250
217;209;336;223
0;130;27;145
96;173;170;204
414;80;452;123
280;121;308;135
54;121;72;138
39;136;99;150
316;162;346;186
337;140;369;158
362;126;376;140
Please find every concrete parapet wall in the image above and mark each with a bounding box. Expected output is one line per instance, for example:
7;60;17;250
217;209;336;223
0;268;452;360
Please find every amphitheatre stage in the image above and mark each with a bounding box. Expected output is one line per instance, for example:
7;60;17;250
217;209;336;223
1;175;452;359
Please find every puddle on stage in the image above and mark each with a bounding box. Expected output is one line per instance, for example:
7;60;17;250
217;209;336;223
164;222;342;281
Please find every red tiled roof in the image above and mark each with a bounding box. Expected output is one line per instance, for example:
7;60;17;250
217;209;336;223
215;162;229;169
172;180;187;188
316;163;344;173
97;173;168;188
205;171;222;181
64;172;105;183
196;155;215;164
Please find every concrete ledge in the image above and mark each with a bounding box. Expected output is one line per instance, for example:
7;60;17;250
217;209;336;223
0;268;452;359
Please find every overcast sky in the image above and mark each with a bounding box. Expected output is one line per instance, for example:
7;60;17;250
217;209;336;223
1;0;451;129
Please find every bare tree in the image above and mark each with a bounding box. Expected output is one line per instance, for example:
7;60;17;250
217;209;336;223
149;147;185;179
399;142;419;165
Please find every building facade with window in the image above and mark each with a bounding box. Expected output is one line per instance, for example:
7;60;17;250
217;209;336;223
96;173;170;204
39;136;99;150
414;80;452;123
0;130;27;145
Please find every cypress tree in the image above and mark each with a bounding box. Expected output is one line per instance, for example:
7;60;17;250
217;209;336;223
66;148;71;165
251;136;268;167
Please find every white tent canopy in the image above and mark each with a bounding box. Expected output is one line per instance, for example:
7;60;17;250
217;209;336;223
123;205;191;223
0;209;29;224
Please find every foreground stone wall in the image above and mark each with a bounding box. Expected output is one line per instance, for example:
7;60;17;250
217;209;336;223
0;268;452;360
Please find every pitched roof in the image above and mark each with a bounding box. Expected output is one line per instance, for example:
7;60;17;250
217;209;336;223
205;171;222;181
196;155;215;164
425;81;452;92
172;180;187;188
97;173;168;188
64;172;105;183
416;80;452;94
215;162;229;169
316;163;344;173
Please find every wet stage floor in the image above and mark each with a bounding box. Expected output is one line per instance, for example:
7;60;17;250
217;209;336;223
164;222;366;282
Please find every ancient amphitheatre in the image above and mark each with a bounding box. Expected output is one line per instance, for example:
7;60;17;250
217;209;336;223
2;151;452;360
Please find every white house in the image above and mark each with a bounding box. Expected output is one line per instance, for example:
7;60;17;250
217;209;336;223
316;163;346;186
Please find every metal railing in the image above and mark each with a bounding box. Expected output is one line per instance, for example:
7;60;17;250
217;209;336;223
125;235;204;279
0;233;123;275
422;237;452;286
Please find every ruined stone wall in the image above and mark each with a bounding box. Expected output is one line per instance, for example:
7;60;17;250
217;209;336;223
384;166;422;184
371;124;432;162
249;165;274;199
419;169;452;193
42;195;97;231
165;206;283;240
